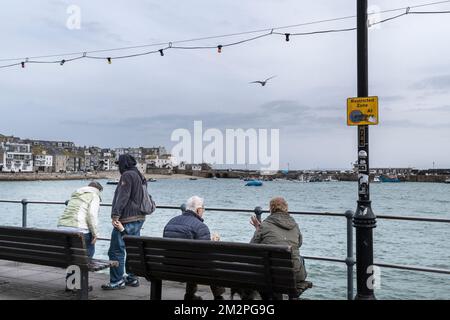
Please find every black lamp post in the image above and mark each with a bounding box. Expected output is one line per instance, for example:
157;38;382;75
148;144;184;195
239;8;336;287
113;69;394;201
353;0;377;300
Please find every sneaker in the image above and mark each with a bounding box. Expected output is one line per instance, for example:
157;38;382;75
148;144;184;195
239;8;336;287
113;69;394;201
124;277;140;287
101;280;126;290
184;294;203;300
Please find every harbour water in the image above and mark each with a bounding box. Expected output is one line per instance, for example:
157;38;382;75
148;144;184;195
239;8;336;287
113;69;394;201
0;179;449;300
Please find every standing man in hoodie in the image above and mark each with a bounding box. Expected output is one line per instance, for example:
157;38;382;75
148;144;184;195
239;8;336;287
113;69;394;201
58;181;103;259
102;154;147;290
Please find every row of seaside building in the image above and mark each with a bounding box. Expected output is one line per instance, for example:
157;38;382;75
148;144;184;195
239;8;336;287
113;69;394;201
0;134;178;174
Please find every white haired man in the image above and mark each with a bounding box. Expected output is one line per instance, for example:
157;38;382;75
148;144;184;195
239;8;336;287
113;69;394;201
163;196;224;300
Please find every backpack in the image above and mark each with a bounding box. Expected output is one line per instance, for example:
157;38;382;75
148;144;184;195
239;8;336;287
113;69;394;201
140;181;156;215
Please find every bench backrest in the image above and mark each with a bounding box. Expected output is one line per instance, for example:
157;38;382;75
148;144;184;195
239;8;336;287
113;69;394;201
124;236;297;295
0;226;89;268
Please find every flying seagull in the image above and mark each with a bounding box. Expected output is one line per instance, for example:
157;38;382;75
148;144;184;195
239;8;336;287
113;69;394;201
249;75;277;86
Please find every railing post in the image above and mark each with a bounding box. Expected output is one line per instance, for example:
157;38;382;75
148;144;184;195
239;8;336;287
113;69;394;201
254;206;263;222
345;210;355;300
21;199;28;228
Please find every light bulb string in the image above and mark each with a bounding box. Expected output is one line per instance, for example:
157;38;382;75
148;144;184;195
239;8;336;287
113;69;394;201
1;6;450;69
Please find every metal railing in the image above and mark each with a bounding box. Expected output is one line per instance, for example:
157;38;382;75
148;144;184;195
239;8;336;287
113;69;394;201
1;198;449;300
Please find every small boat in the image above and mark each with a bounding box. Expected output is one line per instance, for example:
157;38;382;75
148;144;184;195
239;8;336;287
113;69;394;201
245;180;263;187
149;178;157;182
380;174;400;183
106;180;119;185
189;177;198;181
445;178;450;184
373;176;381;183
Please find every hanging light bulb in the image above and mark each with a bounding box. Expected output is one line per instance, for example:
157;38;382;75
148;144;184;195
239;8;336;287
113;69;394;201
107;57;112;64
159;49;164;56
217;45;223;53
60;59;66;66
285;33;290;42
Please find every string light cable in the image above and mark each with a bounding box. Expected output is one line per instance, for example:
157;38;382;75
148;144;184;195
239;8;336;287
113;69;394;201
1;0;450;69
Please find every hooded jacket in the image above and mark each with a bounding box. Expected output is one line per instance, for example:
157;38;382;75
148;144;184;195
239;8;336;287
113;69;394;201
57;186;101;237
251;212;307;287
111;154;147;224
163;210;211;240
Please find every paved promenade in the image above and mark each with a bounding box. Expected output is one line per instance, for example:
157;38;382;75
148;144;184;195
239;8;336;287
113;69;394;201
0;260;227;300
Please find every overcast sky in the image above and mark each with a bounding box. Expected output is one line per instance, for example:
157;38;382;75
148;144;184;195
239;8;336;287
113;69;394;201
1;0;450;169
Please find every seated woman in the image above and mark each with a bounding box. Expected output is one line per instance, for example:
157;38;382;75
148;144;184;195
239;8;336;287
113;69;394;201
249;197;309;299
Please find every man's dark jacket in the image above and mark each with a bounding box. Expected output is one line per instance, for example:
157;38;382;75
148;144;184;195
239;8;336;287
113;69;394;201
163;210;210;240
111;154;146;224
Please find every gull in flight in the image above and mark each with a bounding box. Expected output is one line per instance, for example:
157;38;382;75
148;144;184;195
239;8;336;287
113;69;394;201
249;75;277;87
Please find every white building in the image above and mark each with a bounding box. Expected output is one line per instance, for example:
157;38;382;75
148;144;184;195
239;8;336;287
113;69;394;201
33;154;53;172
147;155;177;169
0;143;33;173
177;161;187;170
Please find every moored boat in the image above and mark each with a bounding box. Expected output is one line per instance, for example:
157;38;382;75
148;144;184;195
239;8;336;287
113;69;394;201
380;174;400;183
245;180;263;187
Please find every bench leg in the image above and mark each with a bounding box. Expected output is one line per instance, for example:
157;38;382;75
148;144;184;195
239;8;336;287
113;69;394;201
78;268;89;300
150;280;162;300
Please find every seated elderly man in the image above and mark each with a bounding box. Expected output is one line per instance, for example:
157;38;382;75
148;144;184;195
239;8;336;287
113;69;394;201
163;195;224;300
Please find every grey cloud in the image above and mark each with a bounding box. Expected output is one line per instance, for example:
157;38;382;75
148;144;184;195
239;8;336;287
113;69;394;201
411;74;450;92
413;105;450;112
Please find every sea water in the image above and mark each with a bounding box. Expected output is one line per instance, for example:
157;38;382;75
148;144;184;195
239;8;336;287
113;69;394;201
0;178;449;299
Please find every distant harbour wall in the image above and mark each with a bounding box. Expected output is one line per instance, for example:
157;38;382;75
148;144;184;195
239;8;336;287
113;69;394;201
0;170;449;183
0;172;109;181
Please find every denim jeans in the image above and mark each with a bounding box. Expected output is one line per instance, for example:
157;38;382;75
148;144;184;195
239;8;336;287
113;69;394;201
108;220;144;283
66;232;95;286
84;232;95;259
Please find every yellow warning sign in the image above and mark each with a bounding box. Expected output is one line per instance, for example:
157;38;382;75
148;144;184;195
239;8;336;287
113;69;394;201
347;96;379;126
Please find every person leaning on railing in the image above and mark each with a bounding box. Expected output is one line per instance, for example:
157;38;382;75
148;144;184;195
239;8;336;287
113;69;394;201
57;180;103;293
250;197;308;299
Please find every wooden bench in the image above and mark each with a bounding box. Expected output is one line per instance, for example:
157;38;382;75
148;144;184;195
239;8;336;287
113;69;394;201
124;235;312;300
0;226;117;300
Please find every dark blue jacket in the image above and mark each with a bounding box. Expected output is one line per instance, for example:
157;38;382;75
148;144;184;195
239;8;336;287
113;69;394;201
163;210;211;240
111;154;147;224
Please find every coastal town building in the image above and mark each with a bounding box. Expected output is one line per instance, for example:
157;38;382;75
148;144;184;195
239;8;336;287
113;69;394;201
33;154;53;173
115;146;167;162
21;139;75;149
0;134;21;144
0;142;33;173
52;154;69;173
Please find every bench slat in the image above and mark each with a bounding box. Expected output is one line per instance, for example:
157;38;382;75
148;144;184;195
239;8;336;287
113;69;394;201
126;252;295;277
127;247;265;265
0;239;87;256
0;226;85;244
127;259;296;288
125;236;292;257
0;246;89;263
0;252;89;268
127;247;294;268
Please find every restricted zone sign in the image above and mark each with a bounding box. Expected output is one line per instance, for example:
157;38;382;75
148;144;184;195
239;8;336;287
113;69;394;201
347;96;379;126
